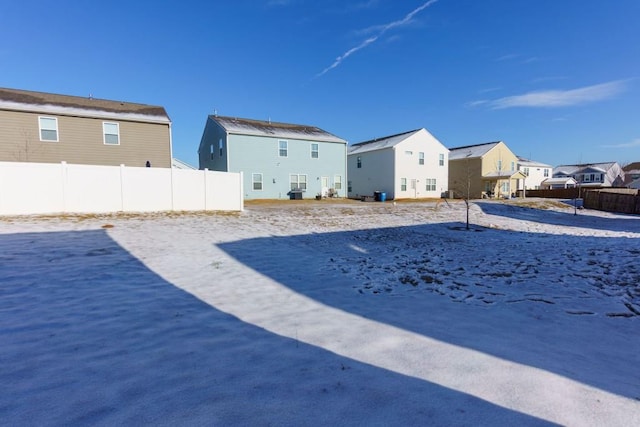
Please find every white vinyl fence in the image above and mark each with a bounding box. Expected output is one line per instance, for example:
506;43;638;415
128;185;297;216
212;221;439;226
0;161;243;215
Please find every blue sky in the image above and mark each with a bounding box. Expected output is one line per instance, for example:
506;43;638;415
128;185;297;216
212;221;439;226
1;0;639;167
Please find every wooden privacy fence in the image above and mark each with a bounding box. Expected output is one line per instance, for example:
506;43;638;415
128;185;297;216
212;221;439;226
519;188;582;199
583;189;640;215
0;161;244;215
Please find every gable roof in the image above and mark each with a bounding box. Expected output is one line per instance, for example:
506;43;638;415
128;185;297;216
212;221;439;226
348;129;422;154
209;115;346;144
517;156;552;168
553;162;618;175
448;142;501;160
0;87;170;124
623;162;640;172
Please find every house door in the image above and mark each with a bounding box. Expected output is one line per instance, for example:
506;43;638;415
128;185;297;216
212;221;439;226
321;176;329;197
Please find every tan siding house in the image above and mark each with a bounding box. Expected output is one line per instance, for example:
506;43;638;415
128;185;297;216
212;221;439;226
0;88;172;168
448;141;526;199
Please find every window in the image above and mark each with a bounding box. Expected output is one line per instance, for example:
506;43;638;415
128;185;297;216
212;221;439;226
279;140;288;157
311;143;319;159
419;152;424;165
210;144;214;160
425;178;436;191
334;175;342;190
544;169;549;177
401;178;407;191
219;138;224;156
600;173;604;182
439;153;444;166
583;174;591;182
103;122;120;145
405;150;413;156
497;160;502;171
39;116;58;141
290;174;307;190
357;156;362;168
410;179;416;190
510;161;515;171
252;173;263;191
523;167;530;176
348;180;352;193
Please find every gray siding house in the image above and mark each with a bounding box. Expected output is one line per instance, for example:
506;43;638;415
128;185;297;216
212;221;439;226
0;87;172;168
198;115;347;200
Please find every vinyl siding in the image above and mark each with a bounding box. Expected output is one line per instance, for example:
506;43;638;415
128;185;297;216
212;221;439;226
347;148;395;199
0;110;171;167
226;134;346;199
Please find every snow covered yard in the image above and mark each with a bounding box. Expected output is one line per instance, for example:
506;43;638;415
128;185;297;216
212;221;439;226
1;199;639;425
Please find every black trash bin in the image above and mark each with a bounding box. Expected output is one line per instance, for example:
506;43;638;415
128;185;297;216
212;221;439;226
374;191;381;201
290;190;303;200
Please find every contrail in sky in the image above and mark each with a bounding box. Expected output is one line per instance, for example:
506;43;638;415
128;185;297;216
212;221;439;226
316;0;439;78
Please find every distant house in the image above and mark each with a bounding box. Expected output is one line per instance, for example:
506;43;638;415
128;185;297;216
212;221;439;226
552;162;625;188
172;158;197;169
448;141;526;199
0;87;172;167
517;156;552;190
540;177;578;189
622;162;640;187
347;128;449;200
198;115;347;199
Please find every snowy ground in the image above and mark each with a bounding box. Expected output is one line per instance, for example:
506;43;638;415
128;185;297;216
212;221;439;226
1;199;639;425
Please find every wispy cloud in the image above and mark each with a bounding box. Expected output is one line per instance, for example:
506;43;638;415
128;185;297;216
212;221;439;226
496;53;520;62
601;139;640;148
316;0;439;78
471;80;628;109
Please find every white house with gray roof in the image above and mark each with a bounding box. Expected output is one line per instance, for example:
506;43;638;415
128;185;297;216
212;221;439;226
198;115;347;199
552;162;625;188
517;156;552;190
347;128;449;200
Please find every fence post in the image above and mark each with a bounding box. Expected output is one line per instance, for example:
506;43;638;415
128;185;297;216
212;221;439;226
61;161;67;213
239;171;244;211
204;168;208;211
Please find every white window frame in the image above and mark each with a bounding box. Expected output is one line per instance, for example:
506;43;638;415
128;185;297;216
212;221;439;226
252;173;263;191
290;174;307;191
401;177;407;191
544;169;549;177
425;178;436;191
334;175;342;190
210;144;214;160
311;143;319;159
103;122;120;145
39;116;58;142
439;153;444;166
418;152;425;165
279;140;288;157
219;138;224;157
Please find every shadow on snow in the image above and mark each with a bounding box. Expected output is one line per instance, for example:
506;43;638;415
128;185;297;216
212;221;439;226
475;201;640;233
217;222;639;401
0;229;550;426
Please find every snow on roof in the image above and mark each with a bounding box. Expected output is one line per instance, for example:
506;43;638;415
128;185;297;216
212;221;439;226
482;170;526;179
553;162;617;175
542;177;577;185
171;158;197;170
517;156;551;168
347;129;422;154
448;142;501;160
211;115;346;144
0;87;170;123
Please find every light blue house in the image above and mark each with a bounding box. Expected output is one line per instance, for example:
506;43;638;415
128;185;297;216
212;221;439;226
198;115;347;199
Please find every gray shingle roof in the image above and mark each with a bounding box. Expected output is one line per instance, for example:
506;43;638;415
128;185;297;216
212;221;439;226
0;87;169;122
348;129;422;154
448;142;501;160
210;115;346;144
